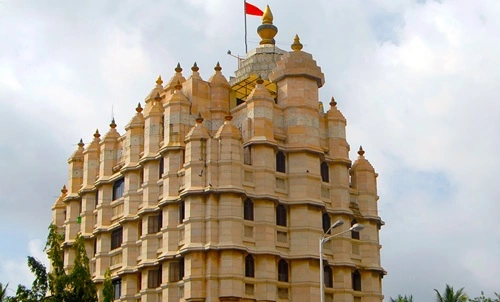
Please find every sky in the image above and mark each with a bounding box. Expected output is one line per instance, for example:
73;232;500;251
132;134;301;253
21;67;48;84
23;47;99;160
0;0;499;300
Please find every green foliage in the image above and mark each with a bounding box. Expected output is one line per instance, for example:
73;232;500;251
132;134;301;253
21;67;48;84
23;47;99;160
5;224;98;302
469;291;500;302
0;283;8;302
435;284;468;302
102;269;113;302
391;295;414;302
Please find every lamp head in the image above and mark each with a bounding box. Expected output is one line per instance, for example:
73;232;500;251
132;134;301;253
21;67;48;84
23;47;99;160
350;223;364;232
331;220;344;229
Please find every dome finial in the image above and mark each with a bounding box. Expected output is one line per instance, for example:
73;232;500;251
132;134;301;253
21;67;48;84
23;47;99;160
214;62;222;72
257;5;278;45
94;129;101;138
262;5;273;24
291;34;303;51
61;185;68;195
156;75;163;85
358;146;365;156
78;139;84;148
110;118;117;129
196;112;204;123
175;63;182;73
191;62;199;72
136;102;143;113
330;96;337;107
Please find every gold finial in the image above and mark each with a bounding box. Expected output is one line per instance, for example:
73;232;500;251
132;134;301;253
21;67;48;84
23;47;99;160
358;146;365;156
78;139;84;147
262;5;273;24
256;76;264;85
214;62;222;72
224;113;233;121
257;5;278;45
154;92;161;101
175;80;182;90
136;102;143;113
94;129;100;139
196;112;204;123
191;62;199;72
330;97;337;107
291;34;303;51
110;118;117;129
61;185;68;195
156;75;163;85
175;63;182;73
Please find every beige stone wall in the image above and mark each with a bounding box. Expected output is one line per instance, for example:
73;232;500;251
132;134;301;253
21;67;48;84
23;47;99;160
53;43;384;302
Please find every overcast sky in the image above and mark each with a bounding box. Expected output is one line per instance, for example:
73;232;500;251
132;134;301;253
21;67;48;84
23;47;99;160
1;0;499;301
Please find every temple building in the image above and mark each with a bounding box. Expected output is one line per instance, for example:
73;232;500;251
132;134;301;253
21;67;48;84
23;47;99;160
52;6;385;302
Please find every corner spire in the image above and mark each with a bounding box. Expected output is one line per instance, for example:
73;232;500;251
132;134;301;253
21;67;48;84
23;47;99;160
257;5;278;45
175;63;182;73
94;129;100;139
191;62;199;72
109;118;117;129
156;75;163;86
291;34;303;51
358;146;365;156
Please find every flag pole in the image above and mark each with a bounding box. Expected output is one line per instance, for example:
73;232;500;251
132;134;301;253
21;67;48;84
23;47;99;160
244;0;248;53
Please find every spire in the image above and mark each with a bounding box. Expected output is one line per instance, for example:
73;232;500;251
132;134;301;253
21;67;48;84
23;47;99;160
196;112;204;123
93;129;100;139
109;118;117;129
175;62;182;73
330;96;337;107
358;146;365;157
214;62;222;72
136;102;143;113
61;185;68;195
78;139;84;148
191;62;199;72
291;34;303;51
156;75;163;86
257;5;278;45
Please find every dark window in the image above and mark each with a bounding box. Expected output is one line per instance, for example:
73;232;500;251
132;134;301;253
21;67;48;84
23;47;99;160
322;213;331;234
245;255;255;277
148;212;162;234
112;178;125;200
159;157;164;179
93;238;97;256
351;219;360;240
137;272;142;293
138;219;142;238
139;169;144;186
160;114;164;138
179;201;185;224
321;161;329;183
244;146;252;165
147;266;162;288
276;204;287;227
95;190;99;207
276;151;286;173
244;199;254;221
352;270;361;291
278;259;289;282
111;228;123;250
112;279;122;300
169;259;185;282
324;266;333;288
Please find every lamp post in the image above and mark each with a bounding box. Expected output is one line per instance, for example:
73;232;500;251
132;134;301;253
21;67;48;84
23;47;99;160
319;220;364;302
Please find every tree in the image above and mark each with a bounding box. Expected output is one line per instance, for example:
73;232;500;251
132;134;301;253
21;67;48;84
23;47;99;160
44;224;66;301
391;295;414;302
102;269;113;302
4;257;49;302
469;291;500;302
65;233;97;302
0;283;8;302
435;284;468;302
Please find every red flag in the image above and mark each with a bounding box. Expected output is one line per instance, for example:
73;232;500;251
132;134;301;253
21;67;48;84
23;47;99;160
245;2;263;16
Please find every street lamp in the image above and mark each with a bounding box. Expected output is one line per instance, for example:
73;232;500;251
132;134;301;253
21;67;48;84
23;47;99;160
319;220;364;302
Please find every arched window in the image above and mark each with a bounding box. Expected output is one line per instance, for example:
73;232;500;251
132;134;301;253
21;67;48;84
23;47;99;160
179;201;185;224
322;212;331;234
276;204;287;227
324;266;333;288
320;161;329;183
244;199;254;221
278;259;289;282
351;219;360;240
159;156;164;179
276;151;286;173
245;255;255;277
352;270;361;291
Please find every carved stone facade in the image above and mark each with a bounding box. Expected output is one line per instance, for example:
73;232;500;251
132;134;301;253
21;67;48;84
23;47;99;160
52;7;384;302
